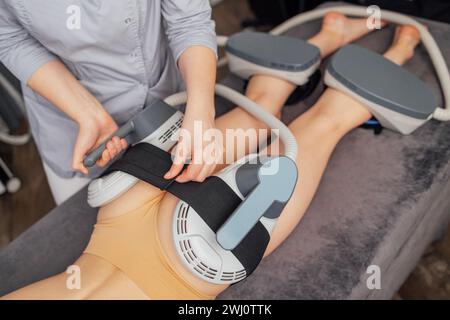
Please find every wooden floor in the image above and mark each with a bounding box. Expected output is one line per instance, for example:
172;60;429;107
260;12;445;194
0;0;449;299
0;138;54;248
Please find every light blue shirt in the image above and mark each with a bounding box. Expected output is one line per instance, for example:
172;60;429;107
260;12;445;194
0;0;217;178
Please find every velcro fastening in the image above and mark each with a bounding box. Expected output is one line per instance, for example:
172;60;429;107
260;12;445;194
106;142;179;190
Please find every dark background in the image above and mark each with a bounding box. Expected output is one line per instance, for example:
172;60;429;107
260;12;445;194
247;0;450;27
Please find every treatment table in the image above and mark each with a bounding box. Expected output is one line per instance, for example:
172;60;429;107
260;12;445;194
1;3;450;299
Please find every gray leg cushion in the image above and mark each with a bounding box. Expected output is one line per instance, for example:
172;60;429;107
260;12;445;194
1;3;450;299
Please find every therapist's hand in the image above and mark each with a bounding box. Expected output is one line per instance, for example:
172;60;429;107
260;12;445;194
72;111;128;175
166;45;219;183
164;106;222;183
26;60;128;175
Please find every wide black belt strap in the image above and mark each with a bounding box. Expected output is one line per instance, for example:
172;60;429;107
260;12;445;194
105;143;270;275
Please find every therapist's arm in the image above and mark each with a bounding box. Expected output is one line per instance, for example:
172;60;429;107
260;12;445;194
162;0;220;182
165;45;220;183
0;3;124;175
27;60;127;174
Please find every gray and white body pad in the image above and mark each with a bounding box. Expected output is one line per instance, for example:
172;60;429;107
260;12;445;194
173;154;297;284
88;84;300;284
87;100;183;208
225;31;320;85
325;45;437;135
102;144;297;285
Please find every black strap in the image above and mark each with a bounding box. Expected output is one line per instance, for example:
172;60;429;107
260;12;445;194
105;143;269;275
106;142;178;190
285;68;322;106
242;69;322;107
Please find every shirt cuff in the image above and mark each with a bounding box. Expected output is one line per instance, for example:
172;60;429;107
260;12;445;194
171;33;218;65
17;46;58;84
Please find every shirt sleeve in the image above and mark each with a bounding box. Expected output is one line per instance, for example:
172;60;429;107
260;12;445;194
161;0;217;63
0;2;57;84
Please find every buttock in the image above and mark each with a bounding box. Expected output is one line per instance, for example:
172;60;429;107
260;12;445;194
84;194;213;300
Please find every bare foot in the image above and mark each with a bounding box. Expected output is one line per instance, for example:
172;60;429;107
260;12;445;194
391;25;421;60
321;12;387;47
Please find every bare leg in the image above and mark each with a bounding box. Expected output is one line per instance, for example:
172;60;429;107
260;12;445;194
308;12;387;58
213;13;380;169
265;25;421;254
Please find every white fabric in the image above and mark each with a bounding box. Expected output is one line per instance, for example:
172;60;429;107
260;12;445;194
43;162;90;205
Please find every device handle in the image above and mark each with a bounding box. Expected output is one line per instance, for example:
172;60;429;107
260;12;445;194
83;121;135;167
216;157;298;250
217;185;274;250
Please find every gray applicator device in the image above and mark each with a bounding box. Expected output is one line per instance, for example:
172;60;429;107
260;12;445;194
83;98;184;168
